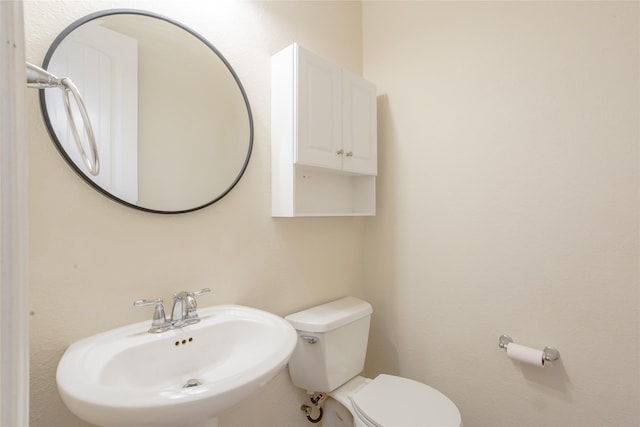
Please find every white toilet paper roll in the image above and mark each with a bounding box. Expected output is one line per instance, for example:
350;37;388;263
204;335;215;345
507;343;545;367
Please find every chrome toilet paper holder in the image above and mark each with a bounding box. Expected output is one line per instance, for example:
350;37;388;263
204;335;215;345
498;334;560;362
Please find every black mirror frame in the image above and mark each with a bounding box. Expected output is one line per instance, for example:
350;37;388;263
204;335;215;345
39;9;254;214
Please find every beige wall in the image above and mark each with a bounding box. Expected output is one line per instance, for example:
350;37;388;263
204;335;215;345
25;1;364;426
362;2;639;427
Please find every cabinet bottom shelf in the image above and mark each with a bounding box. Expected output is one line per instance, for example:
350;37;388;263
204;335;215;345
272;165;376;217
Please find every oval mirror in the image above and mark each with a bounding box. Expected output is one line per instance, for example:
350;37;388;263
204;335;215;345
39;9;253;214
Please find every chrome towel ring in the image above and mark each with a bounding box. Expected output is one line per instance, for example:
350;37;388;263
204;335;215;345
26;62;99;176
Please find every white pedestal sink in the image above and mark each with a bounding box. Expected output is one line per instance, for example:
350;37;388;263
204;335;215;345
56;304;297;427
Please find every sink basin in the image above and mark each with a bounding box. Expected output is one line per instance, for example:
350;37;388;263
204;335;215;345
56;304;297;427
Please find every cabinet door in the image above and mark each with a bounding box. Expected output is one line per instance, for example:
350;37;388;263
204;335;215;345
295;47;342;170
342;69;377;175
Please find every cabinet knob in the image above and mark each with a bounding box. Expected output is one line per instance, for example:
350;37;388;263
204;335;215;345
345;151;353;157
336;149;344;155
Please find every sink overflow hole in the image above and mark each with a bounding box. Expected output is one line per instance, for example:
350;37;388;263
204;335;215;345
174;337;194;347
183;378;202;388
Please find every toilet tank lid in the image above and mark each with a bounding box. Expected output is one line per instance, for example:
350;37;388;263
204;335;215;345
285;296;372;333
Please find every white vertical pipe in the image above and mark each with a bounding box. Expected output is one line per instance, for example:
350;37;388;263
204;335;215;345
0;1;30;426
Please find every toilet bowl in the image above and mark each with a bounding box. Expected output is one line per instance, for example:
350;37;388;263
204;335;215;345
320;393;353;427
285;297;462;427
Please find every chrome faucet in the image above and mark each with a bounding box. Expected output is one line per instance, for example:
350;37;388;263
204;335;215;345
135;288;211;333
171;291;189;323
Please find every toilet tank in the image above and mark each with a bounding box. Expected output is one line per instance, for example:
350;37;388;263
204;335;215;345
285;296;373;392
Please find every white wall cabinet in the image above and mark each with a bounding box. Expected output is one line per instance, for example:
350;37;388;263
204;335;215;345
272;43;377;217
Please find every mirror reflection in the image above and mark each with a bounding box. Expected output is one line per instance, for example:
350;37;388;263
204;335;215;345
41;10;253;213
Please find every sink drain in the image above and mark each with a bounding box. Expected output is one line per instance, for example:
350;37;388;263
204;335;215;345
183;378;202;388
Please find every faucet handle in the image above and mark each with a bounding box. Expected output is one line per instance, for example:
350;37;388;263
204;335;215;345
185;288;211;320
191;288;211;297
134;297;169;333
134;297;162;307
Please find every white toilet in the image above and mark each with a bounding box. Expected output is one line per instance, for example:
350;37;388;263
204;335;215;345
286;296;462;427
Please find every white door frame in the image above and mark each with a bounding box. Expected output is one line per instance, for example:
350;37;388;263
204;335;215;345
0;1;30;425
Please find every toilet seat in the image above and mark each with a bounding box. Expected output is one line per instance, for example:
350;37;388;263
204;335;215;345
349;374;461;427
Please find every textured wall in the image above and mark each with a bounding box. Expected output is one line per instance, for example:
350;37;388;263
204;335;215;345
25;1;364;426
362;2;639;426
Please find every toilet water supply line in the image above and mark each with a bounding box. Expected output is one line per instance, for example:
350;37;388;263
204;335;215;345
25;62;100;176
300;392;326;423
